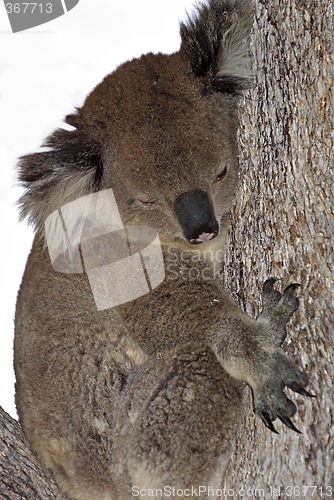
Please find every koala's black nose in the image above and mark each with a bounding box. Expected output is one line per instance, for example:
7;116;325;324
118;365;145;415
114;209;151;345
173;189;219;244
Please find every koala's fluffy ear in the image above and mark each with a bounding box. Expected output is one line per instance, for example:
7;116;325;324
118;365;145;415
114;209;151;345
18;113;104;233
180;0;254;93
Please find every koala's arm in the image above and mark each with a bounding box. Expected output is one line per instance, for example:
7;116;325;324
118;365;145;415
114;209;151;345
209;279;312;433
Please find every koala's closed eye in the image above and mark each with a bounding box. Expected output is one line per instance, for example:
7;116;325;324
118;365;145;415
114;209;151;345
137;198;159;209
126;197;158;209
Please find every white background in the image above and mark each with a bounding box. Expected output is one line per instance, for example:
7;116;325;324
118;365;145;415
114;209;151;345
0;0;195;419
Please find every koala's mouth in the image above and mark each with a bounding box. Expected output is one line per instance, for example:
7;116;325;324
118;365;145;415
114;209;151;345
189;228;219;245
173;189;219;245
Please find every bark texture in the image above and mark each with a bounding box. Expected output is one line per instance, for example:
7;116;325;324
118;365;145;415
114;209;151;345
1;0;333;497
0;406;66;499
222;0;333;495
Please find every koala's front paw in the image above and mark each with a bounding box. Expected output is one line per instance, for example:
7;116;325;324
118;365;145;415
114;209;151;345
254;279;314;433
253;351;312;434
260;278;301;342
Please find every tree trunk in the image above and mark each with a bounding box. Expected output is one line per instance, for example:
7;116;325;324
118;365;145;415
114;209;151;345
222;0;333;495
1;0;333;497
0;406;66;498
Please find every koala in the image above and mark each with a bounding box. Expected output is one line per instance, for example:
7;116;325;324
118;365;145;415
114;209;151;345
14;1;312;499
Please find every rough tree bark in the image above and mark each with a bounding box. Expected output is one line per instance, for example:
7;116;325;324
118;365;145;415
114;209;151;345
0;407;66;499
1;0;333;497
222;0;333;496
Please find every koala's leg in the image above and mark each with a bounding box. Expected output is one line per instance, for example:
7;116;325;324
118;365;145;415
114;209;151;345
125;350;245;499
211;279;313;434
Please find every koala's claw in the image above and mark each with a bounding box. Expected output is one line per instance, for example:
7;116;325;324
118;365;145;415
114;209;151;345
262;278;281;305
259;403;302;435
261;412;301;435
284;283;301;295
289;382;316;398
262;278;301;297
263;277;279;294
278;415;302;434
261;411;279;434
283;283;301;310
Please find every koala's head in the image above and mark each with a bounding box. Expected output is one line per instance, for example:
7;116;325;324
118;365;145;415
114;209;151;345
18;0;253;255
